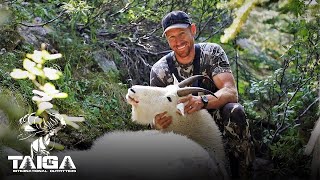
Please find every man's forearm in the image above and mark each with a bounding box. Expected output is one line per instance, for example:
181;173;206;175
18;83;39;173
205;87;238;109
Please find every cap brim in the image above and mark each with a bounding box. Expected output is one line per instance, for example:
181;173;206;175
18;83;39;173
162;24;190;37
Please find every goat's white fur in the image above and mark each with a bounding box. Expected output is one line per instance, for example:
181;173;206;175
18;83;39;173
26;130;222;180
305;117;320;179
126;82;228;178
21;76;228;180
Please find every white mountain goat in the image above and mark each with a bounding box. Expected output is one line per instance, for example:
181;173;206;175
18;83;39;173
304;117;320;179
126;75;228;178
11;75;228;180
22;130;221;180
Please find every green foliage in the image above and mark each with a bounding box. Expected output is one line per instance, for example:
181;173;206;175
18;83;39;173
269;127;310;176
0;5;11;26
242;3;319;174
220;0;258;43
62;0;92;32
10;1;58;22
62;0;92;15
0;125;30;155
0;51;35;120
279;0;306;17
246;67;317;123
0;125;29;179
43;32;139;142
0;89;29;128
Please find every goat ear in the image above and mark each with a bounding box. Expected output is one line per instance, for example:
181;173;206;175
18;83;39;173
172;74;179;85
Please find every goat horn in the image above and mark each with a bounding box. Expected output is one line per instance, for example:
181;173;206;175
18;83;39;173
178;75;214;88
177;87;217;98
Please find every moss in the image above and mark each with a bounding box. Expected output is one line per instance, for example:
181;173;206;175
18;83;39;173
0;25;23;51
0;88;30;129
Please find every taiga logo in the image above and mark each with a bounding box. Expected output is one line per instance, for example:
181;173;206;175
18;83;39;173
8;155;76;173
8;112;76;173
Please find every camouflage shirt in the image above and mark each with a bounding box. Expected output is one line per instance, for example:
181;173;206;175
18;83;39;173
150;43;232;91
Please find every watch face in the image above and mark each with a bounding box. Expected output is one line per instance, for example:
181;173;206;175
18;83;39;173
202;95;208;103
201;95;208;106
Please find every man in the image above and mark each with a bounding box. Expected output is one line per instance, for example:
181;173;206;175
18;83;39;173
150;11;255;178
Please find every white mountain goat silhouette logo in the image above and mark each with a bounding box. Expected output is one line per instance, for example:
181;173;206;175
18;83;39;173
18;111;66;159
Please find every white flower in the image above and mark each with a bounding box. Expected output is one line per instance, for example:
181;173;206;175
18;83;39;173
43;67;62;80
61;114;85;129
10;69;29;79
23;58;44;76
42;83;59;94
42;50;62;60
33;89;48;97
26;50;62;65
26;50;45;64
42;83;68;98
32;95;52;102
37;101;53;115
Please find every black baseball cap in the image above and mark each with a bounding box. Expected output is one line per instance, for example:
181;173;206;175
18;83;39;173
161;11;192;36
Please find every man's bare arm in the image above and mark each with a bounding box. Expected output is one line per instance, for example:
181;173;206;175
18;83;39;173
206;72;238;109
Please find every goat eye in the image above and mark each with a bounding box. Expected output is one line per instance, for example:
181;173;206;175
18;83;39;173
130;88;136;93
167;97;172;102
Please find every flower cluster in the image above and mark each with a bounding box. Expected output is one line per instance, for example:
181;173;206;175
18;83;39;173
10;47;68;115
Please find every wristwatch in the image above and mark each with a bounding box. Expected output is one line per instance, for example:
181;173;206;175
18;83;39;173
201;95;209;108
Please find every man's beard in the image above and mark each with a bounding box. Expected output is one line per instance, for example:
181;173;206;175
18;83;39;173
175;45;192;58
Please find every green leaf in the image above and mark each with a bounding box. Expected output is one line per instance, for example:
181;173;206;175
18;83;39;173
48;142;65;150
53;93;68;99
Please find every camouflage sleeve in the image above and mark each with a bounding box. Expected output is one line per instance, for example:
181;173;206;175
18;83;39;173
213;46;231;76
150;67;167;87
150;56;173;87
205;43;232;77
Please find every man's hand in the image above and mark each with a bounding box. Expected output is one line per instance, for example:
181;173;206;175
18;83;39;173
153;111;172;130
178;94;204;114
